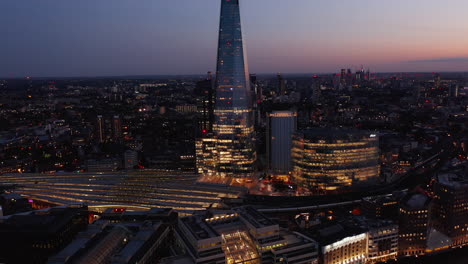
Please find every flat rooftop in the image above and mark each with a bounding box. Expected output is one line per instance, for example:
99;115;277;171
438;173;468;189
234;206;276;228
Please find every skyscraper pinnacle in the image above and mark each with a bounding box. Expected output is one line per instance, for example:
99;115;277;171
197;0;256;185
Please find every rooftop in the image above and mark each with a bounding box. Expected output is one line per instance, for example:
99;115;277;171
297;128;377;141
437;173;468;189
0;170;246;213
403;193;430;210
234;206;276;229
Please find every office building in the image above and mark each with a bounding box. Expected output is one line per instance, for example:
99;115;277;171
97;115;105;143
434;73;441;88
267;111;297;174
196;136;217;175
86;158;122;172
124;150;139;169
355;68;365;83
277;73;286;96
176;105;198;114
304;223;367;264
362;195;399;221
250;73;263;103
340;69;347;89
48;208;177;264
176;206;318;264
0;204;89;264
430;172;468;247
113;115;122;141
366;220;399;264
250;73;263;130
398;193;430;256
311;75;321;104
291;129;380;193
195;72;215;134
449;84;459;98
198;0;256;185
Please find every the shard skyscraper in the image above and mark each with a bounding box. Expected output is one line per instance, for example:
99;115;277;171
198;0;256;185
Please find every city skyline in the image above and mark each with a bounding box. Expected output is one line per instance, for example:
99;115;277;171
2;0;468;77
1;1;467;263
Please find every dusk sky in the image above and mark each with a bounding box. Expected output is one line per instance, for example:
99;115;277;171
2;0;468;77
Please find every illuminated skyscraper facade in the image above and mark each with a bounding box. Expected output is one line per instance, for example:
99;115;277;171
267;111;297;174
292;129;380;193
199;0;256;184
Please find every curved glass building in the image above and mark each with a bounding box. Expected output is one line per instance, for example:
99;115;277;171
292;129;380;193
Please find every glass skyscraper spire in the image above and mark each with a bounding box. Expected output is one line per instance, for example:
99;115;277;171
198;0;256;185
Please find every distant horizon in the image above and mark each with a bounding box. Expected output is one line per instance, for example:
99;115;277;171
3;70;468;80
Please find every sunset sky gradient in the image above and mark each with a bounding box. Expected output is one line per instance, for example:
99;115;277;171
1;0;468;77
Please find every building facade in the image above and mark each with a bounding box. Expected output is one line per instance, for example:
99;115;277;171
198;0;256;185
48;208;176;264
321;232;368;264
176;206;318;264
0;204;89;264
291;129;380;193
430;173;468;247
195;72;215;134
398;193;430;257
367;222;399;263
267;111;297;174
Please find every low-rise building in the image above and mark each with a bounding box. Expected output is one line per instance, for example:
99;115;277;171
303;223;368;264
48;208;177;264
176;206;319;264
365;220;398;264
0;204;89;264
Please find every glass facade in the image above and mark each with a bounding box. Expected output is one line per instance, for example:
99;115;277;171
292;129;380;192
199;0;256;184
268;111;297;173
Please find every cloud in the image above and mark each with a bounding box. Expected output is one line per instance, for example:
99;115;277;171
406;57;468;63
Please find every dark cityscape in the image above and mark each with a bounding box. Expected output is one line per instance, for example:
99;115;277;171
1;0;467;264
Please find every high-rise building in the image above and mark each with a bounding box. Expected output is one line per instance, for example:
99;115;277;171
250;74;262;103
292;129;380;193
413;85;424;102
339;69;348;90
434;73;441;88
398;193;430;257
277;73;286;96
112;115;122;141
198;0;256;185
449;84;459;98
311;75;321;104
430;173;468;247
267;111;297;174
96;115;105;143
195;72;214;134
355;67;365;84
365;68;371;80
